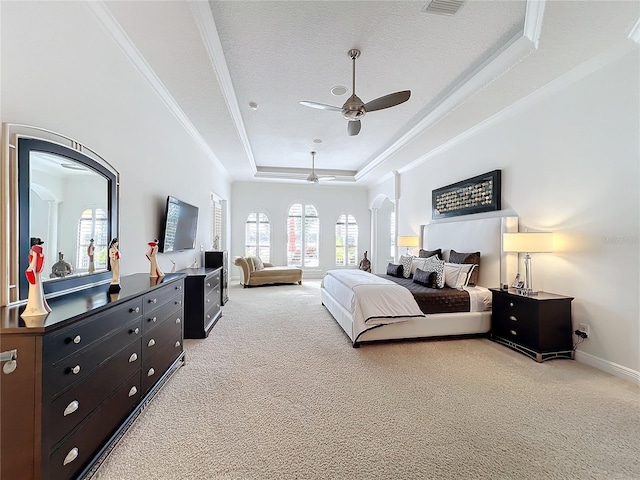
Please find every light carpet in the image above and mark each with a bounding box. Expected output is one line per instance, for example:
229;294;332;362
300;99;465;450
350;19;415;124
96;280;639;480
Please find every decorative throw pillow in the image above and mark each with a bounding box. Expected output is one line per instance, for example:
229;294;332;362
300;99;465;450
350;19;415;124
422;255;445;288
252;256;265;271
449;250;480;286
386;263;403;277
410;257;429;276
399;255;414;279
419;248;442;259
444;262;476;289
413;268;436;288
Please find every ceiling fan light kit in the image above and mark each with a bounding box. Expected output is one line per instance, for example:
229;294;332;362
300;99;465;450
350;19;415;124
299;49;411;136
306;151;336;184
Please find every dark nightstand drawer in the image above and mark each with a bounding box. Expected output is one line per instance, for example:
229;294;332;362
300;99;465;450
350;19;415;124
490;289;574;362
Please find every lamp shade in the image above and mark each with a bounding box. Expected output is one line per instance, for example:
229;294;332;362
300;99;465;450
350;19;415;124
397;235;419;248
503;232;553;253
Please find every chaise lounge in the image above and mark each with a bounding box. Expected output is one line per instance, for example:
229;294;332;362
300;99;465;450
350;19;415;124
233;256;303;287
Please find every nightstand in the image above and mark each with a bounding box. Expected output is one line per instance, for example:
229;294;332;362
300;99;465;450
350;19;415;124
490;288;574;362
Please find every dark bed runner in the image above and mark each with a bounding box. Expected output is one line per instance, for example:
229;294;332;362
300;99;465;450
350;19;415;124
375;274;470;314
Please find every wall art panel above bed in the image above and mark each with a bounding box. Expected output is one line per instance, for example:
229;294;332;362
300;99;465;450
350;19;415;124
432;170;501;219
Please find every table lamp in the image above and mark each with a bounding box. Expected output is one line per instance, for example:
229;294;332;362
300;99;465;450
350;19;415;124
503;232;553;295
397;235;419;255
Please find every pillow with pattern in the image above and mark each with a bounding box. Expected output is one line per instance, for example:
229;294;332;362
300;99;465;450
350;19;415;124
419;248;442;260
422;255;445;288
252;256;265;271
386;263;403;277
399;255;414;279
413;267;436;288
449;250;480;286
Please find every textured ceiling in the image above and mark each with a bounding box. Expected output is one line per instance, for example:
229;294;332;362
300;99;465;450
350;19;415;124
100;0;639;186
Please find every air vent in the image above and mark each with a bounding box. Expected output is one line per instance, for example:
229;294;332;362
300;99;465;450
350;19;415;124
421;0;465;16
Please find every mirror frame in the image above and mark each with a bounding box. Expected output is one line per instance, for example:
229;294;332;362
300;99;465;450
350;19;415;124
1;123;119;305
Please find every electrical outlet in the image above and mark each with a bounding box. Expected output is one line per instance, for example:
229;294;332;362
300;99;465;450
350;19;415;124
578;323;590;337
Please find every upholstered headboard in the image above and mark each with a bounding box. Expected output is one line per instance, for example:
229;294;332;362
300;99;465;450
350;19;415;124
421;215;518;288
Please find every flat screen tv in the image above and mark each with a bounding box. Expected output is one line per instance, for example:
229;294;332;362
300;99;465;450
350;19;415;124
160;196;199;253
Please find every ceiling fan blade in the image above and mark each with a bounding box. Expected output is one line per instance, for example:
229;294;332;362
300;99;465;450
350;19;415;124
364;90;411;112
318;176;336;182
299;101;343;112
348;120;361;136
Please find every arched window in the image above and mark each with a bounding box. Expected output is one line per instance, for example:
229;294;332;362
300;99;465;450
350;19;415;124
245;212;270;262
287;203;319;267
335;214;358;266
76;208;108;271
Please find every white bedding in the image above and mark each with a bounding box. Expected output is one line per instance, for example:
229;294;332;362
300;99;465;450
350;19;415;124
322;269;424;339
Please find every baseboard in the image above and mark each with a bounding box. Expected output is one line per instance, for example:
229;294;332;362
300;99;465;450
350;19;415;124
575;350;640;387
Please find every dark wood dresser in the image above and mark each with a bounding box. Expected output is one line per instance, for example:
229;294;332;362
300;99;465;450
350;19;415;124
204;251;228;305
180;267;222;339
0;273;186;480
490;288;574;362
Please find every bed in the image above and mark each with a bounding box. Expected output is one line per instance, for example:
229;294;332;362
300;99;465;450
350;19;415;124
320;215;518;347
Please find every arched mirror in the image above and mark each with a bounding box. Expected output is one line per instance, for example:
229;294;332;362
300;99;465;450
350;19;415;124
1;124;119;304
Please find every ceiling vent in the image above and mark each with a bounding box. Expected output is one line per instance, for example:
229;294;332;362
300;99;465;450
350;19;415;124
421;0;465;16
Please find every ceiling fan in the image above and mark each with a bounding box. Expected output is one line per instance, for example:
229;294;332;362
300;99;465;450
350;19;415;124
306;151;335;183
299;49;411;136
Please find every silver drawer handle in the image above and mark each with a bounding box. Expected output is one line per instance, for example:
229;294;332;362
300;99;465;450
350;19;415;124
509;315;517;322
175;341;181;348
1;349;18;375
63;447;79;465
175;300;182;305
207;282;211;287
149;298;157;304
175;318;181;324
128;386;137;397
206;314;211;319
175;285;182;290
64;400;79;416
148;339;156;347
510;329;517;336
73;335;81;344
72;365;81;375
130;307;140;313
130;327;140;335
509;302;514;307
207;299;211;303
150;316;157;323
128;353;138;363
147;368;155;377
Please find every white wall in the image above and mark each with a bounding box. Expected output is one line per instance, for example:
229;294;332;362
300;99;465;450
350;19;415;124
231;182;370;279
1;1;231;276
370;52;639;377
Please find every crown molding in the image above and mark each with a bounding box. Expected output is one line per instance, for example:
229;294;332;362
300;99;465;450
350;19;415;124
394;41;637;180
188;1;257;175
357;0;546;183
85;1;229;180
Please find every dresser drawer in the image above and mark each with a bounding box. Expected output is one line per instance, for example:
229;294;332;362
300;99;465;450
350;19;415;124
205;286;219;311
48;372;141;480
43;298;142;365
45;340;142;450
142;308;182;360
142;293;183;334
142;336;183;395
44;316;142;398
204;272;220;297
143;282;184;316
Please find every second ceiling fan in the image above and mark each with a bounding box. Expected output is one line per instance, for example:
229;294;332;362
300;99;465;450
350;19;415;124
300;49;411;136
